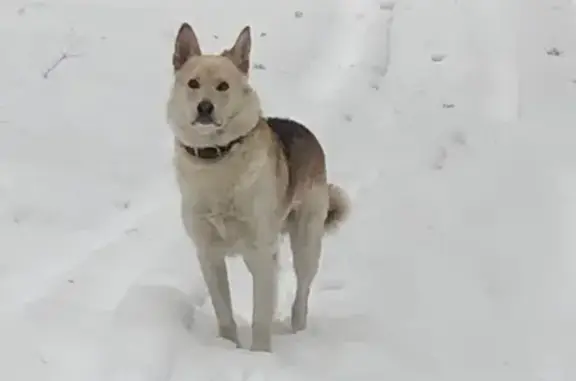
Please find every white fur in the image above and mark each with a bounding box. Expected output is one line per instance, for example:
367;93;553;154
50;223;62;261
166;23;348;352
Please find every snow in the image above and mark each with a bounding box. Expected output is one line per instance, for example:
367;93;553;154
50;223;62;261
1;0;576;379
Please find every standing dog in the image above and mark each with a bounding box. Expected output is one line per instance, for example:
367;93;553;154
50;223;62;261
166;22;351;352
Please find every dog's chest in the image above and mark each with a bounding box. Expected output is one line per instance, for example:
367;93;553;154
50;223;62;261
176;151;280;249
189;185;276;251
200;193;254;242
176;152;269;206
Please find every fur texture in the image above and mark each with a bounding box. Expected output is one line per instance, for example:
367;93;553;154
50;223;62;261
166;22;350;352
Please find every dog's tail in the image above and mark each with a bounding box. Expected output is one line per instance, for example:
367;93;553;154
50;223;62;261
324;183;351;234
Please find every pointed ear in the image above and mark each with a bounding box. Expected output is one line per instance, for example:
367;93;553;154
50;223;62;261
173;23;202;71
222;26;251;74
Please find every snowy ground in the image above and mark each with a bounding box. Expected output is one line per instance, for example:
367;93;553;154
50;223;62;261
1;0;576;379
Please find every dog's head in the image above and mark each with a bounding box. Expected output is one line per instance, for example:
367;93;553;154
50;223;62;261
166;23;261;148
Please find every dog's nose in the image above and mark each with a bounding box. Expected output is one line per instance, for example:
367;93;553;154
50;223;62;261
197;100;214;116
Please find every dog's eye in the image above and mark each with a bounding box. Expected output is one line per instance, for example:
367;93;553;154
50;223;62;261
216;81;229;92
187;79;200;89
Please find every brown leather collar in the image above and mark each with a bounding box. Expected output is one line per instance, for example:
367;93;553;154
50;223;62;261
180;134;247;160
179;118;267;160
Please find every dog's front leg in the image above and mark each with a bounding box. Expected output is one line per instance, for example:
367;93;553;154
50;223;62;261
243;246;278;352
196;248;239;346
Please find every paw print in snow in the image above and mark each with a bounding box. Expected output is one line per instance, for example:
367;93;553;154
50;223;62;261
431;53;446;63
320;280;346;292
450;130;466;146
432;146;447;170
547;47;562;56
380;1;396;10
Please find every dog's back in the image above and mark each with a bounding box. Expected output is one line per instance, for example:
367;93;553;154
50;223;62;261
266;117;326;201
266;117;349;234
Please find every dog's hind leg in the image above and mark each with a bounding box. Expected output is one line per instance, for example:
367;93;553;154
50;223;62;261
196;248;239;346
288;186;329;333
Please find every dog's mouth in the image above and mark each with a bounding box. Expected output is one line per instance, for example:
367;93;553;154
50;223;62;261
190;107;242;131
195;114;215;125
192;116;223;128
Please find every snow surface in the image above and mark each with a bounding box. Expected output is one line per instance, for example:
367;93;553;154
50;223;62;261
1;0;576;379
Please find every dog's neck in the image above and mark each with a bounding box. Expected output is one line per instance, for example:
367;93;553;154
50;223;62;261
181;134;247;160
179;117;265;161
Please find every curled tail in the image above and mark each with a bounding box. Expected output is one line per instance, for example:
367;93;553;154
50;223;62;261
324;183;351;234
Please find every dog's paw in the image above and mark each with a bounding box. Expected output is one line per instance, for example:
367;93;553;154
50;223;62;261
291;303;308;333
250;328;272;352
218;324;239;345
250;341;272;352
291;316;307;333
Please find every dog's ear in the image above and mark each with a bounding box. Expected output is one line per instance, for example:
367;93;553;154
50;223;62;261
222;26;251;75
173;23;202;71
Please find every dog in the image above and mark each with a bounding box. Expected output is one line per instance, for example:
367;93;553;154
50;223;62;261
166;22;351;352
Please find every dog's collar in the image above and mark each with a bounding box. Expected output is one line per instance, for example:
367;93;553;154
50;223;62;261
180;134;246;160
